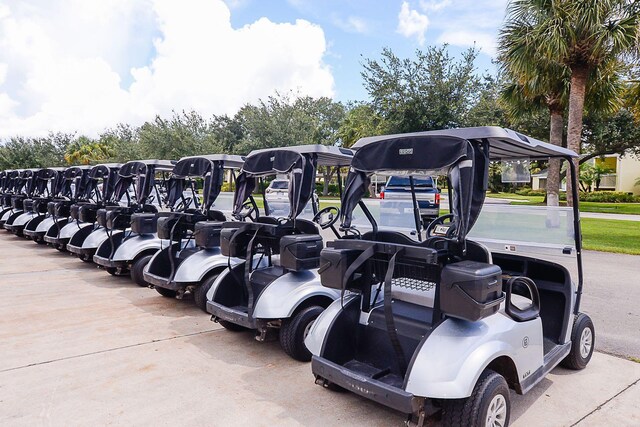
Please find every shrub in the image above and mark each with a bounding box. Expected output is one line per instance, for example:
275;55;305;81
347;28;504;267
515;188;546;197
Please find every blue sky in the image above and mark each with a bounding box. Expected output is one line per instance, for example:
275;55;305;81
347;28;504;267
0;0;508;137
225;0;507;102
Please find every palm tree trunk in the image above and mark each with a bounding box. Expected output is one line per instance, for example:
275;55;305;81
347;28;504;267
546;109;563;207
566;66;589;206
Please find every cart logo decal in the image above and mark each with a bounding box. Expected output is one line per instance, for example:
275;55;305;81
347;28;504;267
399;148;413;155
522;336;529;348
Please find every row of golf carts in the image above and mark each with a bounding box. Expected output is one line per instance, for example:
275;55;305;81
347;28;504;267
0;127;594;426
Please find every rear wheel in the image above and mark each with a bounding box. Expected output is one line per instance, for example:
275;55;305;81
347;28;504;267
105;267;120;276
279;305;324;362
155;286;177;298
130;255;153;287
561;313;595;370
193;274;218;312
217;320;248;332
441;369;510;427
34;237;46;245
79;254;92;263
54;243;66;252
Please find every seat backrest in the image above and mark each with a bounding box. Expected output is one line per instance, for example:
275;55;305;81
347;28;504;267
465;240;492;264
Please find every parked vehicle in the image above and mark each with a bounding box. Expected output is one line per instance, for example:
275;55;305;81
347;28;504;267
205;145;353;361
66;163;130;261
2;169;37;234
144;154;245;302
92;159;174;277
23;168;68;243
6;168;62;237
0;170;20;226
264;177;289;215
380;175;440;224
305;127;593;426
43;166;101;250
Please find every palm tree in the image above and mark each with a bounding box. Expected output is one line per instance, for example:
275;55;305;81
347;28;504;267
500;0;640;205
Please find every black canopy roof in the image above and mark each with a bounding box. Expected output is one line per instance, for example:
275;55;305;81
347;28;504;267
343;127;577;242
234;145;353;220
172;154;244;211
116;159;174;206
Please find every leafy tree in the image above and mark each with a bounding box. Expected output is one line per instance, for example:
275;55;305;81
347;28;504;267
582;108;640;162
99;124;145;163
338;102;390;148
64;136;114;165
361;45;482;133
500;0;640;205
0;133;74;169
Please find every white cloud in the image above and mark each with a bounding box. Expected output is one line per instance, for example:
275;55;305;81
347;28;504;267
0;0;334;138
333;15;368;34
419;0;451;12
436;30;497;56
397;1;429;45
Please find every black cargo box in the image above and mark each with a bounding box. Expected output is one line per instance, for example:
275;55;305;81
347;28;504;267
79;204;99;223
11;195;26;210
70;202;89;220
33;198;49;214
54;201;72;218
157;213;186;241
318;247;363;290
23;199;34;212
280;234;323;271
131;213;158;234
220;226;247;257
106;208;132;230
194;221;222;249
440;260;504;322
96;208;108;227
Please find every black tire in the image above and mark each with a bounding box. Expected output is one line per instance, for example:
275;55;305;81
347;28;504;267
35;237;46;245
194;274;218;312
441;369;510;427
561;313;595;370
130;255;153;287
105;267;118;276
55;244;66;252
79;254;92;263
155;286;177;298
217;319;248;332
279;305;324;362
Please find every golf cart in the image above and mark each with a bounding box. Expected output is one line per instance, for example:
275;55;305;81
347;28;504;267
23;168;67;243
67;163;125;262
305;127;594;426
6;168;61;237
93;159;174;276
41;166;93;251
143;154;245;305
43;166;103;250
204;145;354;361
0;170;20;226
2;169;37;233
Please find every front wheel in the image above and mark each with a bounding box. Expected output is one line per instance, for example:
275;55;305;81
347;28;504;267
194;274;218;312
561;313;595;370
441;369;510;427
130;255;153;287
279;305;324;362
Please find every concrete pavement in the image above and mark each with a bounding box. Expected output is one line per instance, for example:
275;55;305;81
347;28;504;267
0;233;639;426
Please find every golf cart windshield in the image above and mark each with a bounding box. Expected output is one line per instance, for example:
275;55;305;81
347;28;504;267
351;199;420;234
468;204;578;276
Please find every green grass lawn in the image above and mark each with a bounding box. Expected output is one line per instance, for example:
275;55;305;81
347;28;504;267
486;192;640;215
581;217;640;255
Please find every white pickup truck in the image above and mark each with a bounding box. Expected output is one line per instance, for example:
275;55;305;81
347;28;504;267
380;176;440;223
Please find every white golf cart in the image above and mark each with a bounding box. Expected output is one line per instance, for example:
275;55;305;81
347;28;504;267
305;127;594;426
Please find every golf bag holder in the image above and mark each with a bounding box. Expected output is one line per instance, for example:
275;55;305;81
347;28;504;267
11;194;27;210
439;260;504;322
1;194;12;207
70;202;91;220
130;213;158;235
220;220;296;258
279;234;323;271
318;240;439;294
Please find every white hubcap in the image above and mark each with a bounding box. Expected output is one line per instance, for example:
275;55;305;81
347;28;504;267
580;327;593;359
486;394;507;427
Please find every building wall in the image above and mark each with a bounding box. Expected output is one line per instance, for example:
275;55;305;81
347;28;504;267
617;156;640;195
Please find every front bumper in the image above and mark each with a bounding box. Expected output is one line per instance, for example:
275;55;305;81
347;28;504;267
93;254;128;269
207;300;254;329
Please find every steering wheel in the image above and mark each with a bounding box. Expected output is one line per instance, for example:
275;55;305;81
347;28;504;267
313;206;340;237
235;202;257;221
426;214;457;238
